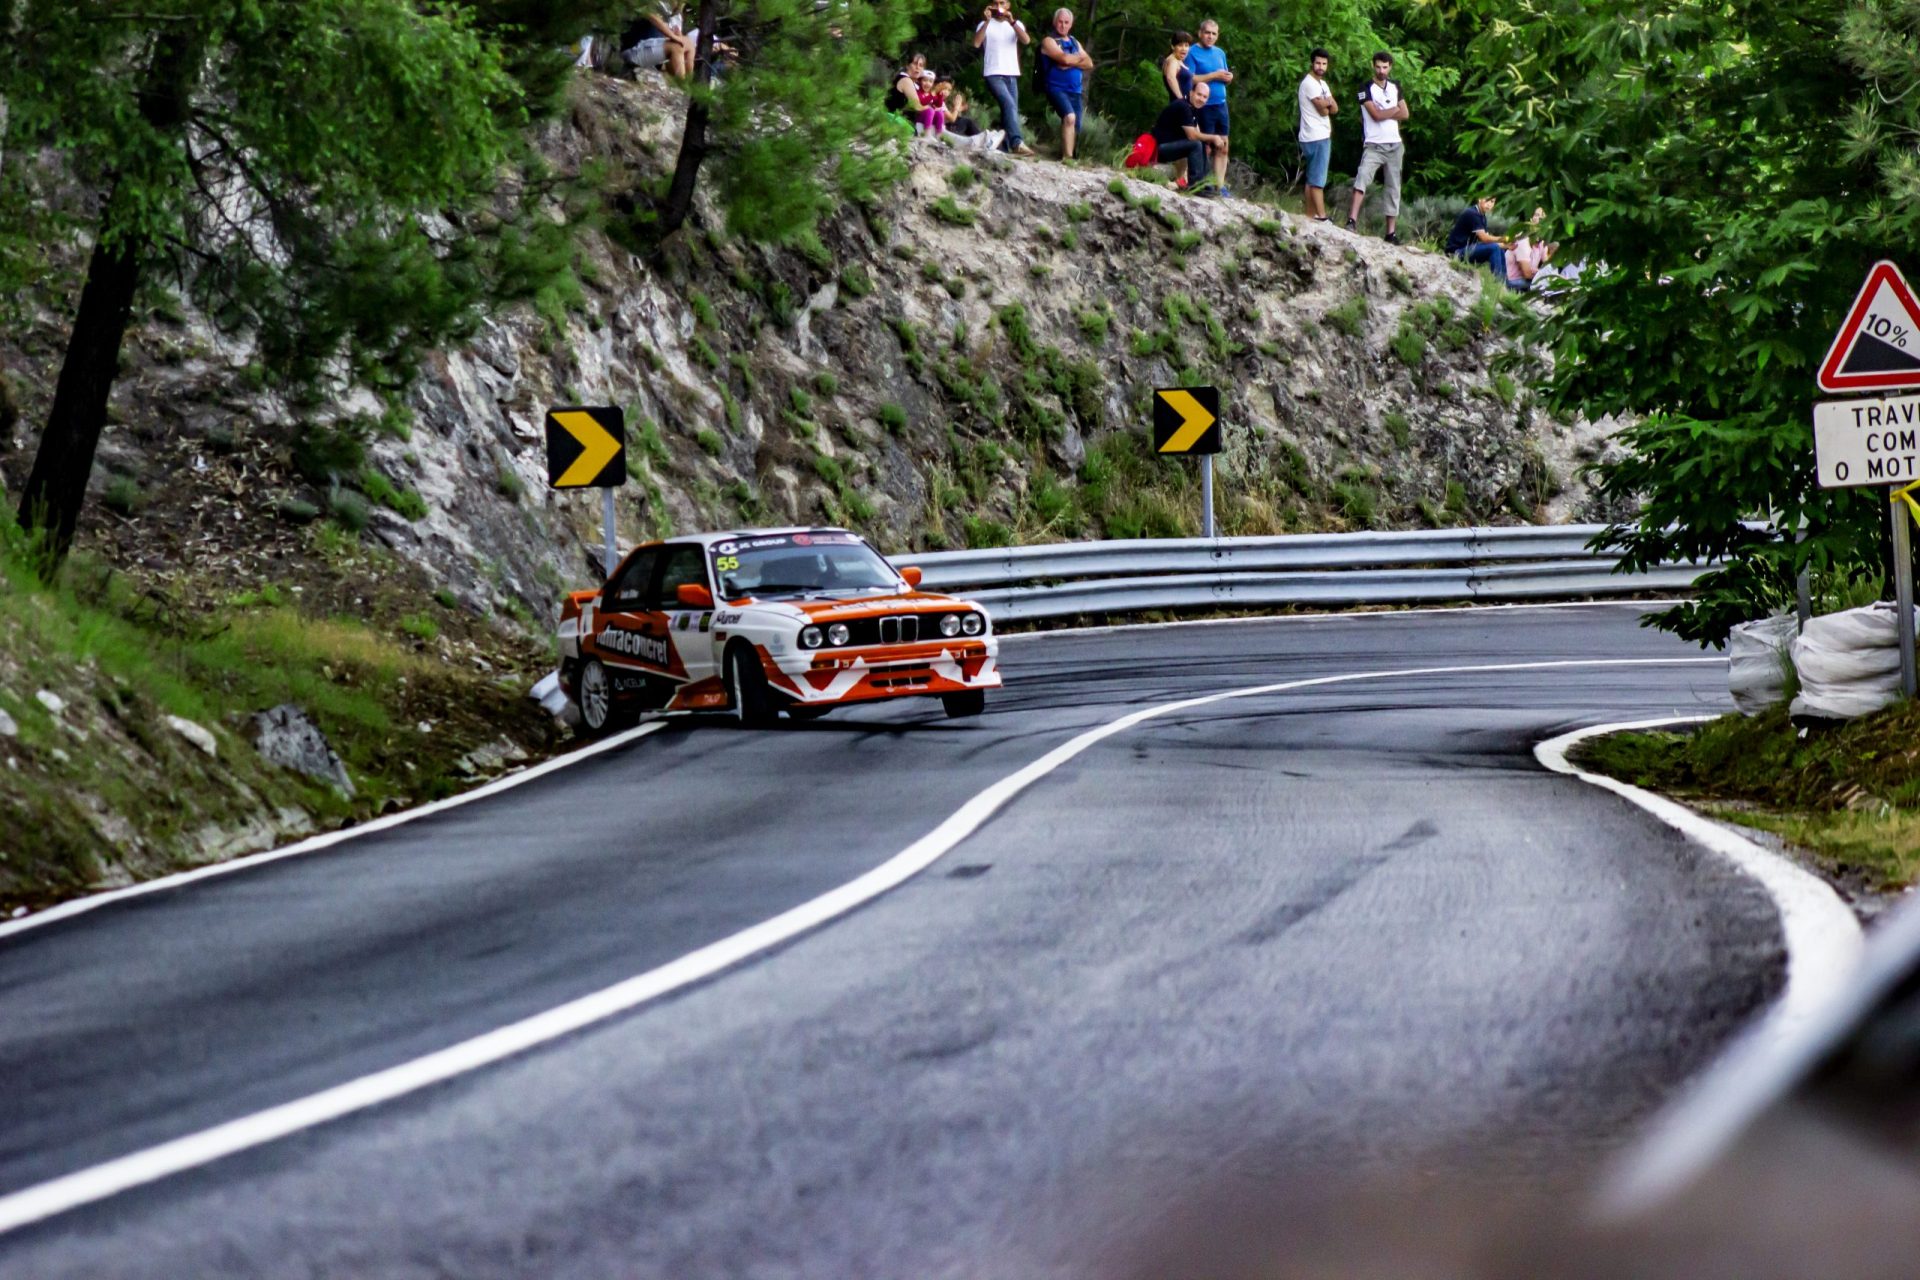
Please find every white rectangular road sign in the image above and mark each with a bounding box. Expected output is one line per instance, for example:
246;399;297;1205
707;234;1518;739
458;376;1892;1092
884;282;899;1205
1813;393;1920;488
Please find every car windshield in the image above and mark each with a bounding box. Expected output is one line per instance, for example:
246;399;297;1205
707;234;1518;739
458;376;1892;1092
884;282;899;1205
711;532;902;601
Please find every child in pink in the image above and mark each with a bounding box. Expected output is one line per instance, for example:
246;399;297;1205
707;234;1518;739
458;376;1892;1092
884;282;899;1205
917;72;949;136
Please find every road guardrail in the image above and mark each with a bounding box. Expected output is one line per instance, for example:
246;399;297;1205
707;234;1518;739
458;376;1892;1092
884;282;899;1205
906;525;1705;622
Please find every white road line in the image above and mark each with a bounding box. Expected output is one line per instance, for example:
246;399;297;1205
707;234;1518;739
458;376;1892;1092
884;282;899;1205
0;656;1722;1239
1535;719;1865;1218
0;722;670;944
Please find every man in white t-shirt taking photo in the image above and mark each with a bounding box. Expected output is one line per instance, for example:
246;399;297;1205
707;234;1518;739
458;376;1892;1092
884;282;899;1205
1296;48;1336;222
1346;51;1409;244
973;0;1037;157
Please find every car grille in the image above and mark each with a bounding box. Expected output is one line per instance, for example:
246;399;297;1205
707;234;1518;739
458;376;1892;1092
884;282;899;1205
834;612;955;646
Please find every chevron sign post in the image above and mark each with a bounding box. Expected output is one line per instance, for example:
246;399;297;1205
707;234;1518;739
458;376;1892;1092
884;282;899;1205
546;406;626;576
1154;386;1221;538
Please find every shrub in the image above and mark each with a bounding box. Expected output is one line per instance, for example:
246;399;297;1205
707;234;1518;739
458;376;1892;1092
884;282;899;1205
1384;411;1413;448
944;277;967;299
328;487;372;533
696;428;725;456
789;386;813;416
963;514;1014;547
433;588;459;610
1066;200;1092;223
948;163;977;190
291;420;368;485
1077;309;1110;343
101;475;144;516
1172;230;1202;253
399;613;439;643
1390;321;1427;367
839;263;874;298
813;371;839;396
691;336;720;370
879;403;908;434
690;290;717;329
930;195;977;227
1324;295;1369;338
920;260;945;284
812;452;844;486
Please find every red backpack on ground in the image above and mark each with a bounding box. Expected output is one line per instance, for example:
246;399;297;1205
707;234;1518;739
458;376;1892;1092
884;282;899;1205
1124;133;1158;168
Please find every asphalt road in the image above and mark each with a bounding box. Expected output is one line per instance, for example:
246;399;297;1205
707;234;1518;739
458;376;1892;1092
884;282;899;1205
0;604;1780;1277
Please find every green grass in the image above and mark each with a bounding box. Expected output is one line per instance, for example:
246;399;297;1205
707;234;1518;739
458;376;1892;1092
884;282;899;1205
1076;309;1110;343
689;290;717;329
930;195;977;227
1324;295;1369;338
948;163;977;191
696;428;725;456
879;403;908;434
813;371;839;396
839;263;874;298
1383;410;1413;448
1574;703;1920;890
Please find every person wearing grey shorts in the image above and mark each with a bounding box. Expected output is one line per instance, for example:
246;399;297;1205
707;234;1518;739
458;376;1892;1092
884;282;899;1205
1346;51;1409;243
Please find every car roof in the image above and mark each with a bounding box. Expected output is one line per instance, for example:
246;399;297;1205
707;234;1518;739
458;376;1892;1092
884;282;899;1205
665;526;862;550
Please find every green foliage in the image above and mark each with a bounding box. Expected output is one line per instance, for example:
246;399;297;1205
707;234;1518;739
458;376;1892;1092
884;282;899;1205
495;467;525;502
962;515;1015;548
839;262;874;298
1066;201;1092;223
690;291;718;329
930;196;977;227
1390;319;1428;368
948;164;977;191
813;371;840;397
399;613;439;643
101;476;144;517
880;403;909;434
328;488;372;534
1324;295;1369;338
697;428;726;457
359;468;427;521
433;588;459;611
1077;309;1110;344
1464;0;1913;644
292;420;370;486
1384;411;1412;449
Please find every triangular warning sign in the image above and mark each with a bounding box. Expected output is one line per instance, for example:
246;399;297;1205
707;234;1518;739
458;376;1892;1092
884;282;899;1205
1818;260;1920;393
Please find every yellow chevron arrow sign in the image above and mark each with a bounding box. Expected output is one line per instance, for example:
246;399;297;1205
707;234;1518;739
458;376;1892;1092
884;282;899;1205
545;407;626;488
1153;386;1222;455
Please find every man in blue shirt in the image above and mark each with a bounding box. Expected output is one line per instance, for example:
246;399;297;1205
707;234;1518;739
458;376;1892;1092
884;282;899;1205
1039;8;1095;161
1182;18;1233;196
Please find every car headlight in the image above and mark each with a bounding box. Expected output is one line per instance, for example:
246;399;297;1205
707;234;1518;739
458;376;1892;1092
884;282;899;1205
939;613;962;638
800;626;823;649
828;623;851;646
961;612;984;636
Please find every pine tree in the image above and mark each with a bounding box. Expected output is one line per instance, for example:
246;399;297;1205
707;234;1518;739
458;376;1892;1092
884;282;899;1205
0;1;598;569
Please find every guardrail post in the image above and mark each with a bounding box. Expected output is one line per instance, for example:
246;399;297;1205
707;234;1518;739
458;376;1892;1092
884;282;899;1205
1201;456;1215;539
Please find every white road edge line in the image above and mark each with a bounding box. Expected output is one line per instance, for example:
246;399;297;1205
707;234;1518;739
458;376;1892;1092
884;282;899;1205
0;722;670;944
0;657;1722;1239
1534;718;1865;1219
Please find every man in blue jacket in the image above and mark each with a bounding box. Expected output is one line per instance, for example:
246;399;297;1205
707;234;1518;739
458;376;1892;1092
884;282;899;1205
1182;18;1233;196
1039;9;1095;161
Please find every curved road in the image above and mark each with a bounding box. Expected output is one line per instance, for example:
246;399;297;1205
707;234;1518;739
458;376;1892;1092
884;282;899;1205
0;604;1776;1276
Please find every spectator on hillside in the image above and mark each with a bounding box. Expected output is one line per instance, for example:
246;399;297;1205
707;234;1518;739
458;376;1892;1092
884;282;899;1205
1161;32;1194;102
1505;208;1560;292
886;53;928;122
1039;8;1095;161
622;8;694;79
1297;48;1336;222
917;72;950;137
973;0;1037;157
944;90;1007;152
1151;81;1222;192
1346;51;1408;242
1183;19;1234;196
1444;195;1506;279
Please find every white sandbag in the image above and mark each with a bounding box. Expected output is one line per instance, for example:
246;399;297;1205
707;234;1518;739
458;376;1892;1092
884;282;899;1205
1788;602;1919;721
1728;614;1798;715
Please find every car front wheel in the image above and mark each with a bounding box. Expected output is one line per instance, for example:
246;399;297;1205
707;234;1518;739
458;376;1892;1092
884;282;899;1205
941;689;986;718
726;643;779;728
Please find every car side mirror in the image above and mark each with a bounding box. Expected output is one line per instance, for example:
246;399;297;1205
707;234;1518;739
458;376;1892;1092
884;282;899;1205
899;566;924;587
676;583;715;608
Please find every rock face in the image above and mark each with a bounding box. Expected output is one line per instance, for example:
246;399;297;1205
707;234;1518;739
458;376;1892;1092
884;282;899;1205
247;706;354;798
0;73;1621;634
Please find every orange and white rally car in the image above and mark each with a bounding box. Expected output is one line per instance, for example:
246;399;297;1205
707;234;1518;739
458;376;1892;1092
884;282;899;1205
557;527;1000;730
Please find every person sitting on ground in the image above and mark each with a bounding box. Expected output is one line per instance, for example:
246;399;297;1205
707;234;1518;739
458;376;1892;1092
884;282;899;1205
944;90;1007;151
1039;8;1095;161
1151;81;1221;192
1444;194;1507;280
1161;32;1195;101
917;71;950;136
621;7;694;79
1504;208;1559;292
886;53;927;122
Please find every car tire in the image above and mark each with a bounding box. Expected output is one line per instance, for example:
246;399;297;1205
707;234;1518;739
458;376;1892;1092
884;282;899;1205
575;658;632;736
726;643;778;728
941;689;986;718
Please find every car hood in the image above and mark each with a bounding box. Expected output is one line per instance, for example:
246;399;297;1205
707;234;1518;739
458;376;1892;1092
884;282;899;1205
722;592;979;624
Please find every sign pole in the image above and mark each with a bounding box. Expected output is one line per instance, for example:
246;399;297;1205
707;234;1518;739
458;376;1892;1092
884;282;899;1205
602;487;619;577
1201;455;1215;539
1894;486;1917;698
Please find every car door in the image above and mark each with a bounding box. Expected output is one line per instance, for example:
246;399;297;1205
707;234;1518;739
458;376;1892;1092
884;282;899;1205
648;542;719;689
592;546;674;699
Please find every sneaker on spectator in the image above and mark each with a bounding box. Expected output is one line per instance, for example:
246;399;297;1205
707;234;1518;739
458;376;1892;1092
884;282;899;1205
1217;187;1234;199
1174;175;1189;190
1383;231;1400;245
1344;218;1358;232
1012;143;1036;157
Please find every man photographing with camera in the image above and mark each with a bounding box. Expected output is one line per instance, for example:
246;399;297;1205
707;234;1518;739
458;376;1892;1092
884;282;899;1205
973;0;1037;157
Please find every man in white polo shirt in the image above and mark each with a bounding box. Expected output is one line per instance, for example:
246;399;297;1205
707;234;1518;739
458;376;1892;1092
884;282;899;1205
973;0;1037;157
1346;50;1409;244
1297;48;1336;221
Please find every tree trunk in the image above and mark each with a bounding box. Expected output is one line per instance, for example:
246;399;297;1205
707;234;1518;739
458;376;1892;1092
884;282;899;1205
655;0;722;239
16;31;196;571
